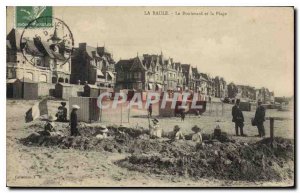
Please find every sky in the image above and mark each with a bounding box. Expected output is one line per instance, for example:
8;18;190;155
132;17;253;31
7;7;294;96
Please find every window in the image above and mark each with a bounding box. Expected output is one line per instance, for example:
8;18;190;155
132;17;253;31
39;74;47;82
138;83;142;90
36;58;41;66
52;77;57;83
25;72;33;80
133;72;141;79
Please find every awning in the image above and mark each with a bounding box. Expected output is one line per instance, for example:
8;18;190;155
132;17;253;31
107;71;115;79
148;83;153;90
156;84;162;89
96;69;104;77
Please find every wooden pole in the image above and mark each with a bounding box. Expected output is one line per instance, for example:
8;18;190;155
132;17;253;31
270;117;274;145
222;102;224;116
216;102;218;117
121;102;123;124
99;106;102;122
128;102;130;123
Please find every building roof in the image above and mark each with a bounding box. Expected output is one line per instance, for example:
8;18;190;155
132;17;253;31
20;77;36;83
142;54;153;69
57;82;72;87
181;64;191;73
192;67;199;74
115;59;135;71
7;79;17;83
6;40;12;49
97;46;110;55
86;45;100;58
107;71;115;79
200;73;209;80
85;84;99;89
174;62;181;70
40;41;55;58
17;37;67;61
25;40;44;56
6;28;21;51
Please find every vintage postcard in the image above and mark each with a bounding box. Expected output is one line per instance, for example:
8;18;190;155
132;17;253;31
6;6;294;187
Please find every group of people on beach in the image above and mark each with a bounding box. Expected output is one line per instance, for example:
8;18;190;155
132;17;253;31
43;102;81;137
231;99;266;137
149;117;203;143
44;97;266;140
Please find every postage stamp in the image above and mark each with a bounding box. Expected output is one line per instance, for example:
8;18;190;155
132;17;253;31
15;6;53;28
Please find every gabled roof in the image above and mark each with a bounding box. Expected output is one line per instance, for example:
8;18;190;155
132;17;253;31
6;28;21;51
131;57;147;71
115;59;135;71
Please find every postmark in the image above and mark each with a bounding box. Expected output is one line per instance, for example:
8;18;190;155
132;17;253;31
19;16;74;66
16;6;53;28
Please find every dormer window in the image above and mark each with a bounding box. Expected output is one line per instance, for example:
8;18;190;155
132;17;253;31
50;44;60;53
36;58;42;66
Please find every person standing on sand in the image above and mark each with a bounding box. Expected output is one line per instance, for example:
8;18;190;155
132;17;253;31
148;103;152;117
70;105;80;136
254;100;266;137
231;99;245;136
180;108;185;122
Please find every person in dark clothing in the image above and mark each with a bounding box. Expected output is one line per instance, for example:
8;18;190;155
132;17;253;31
180;110;185;122
254;100;266;137
231;99;245;136
70;105;80;136
56;102;68;122
148;103;152;117
62;102;67;121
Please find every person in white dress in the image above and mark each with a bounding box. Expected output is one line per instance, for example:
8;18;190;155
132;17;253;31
149;118;162;138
